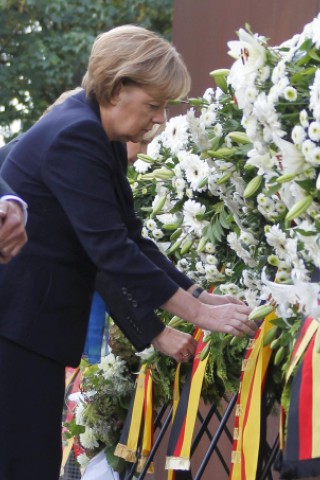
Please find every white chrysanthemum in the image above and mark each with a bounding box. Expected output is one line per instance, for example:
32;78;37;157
187;109;210;150
179;153;209;192
242;269;261;290
301;139;317;165
283;86;297;102
242;115;259;141
177;258;189;270
300;109;309;128
205;242;216;253
271;61;287;84
202;88;215;103
291;125;306;144
80;427;99;450
200;109;216;127
204;263;220;278
156;213;181;226
77;453;90;468
147;135;163;158
253;93;285;139
243;289;261;308
301;14;320;49
205;254;218;265
227;232;258;267
212;123;223;138
308;146;320;166
309;69;320;121
75;401;86;426
295;221;320;268
265;224;287;254
162;115;190;154
183;199;209;235
152;229;164;240
146;219;157;231
134;159;152;173
220;283;241;297
195;261;205;273
173;177;186;192
98;353;127;380
240;230;259;246
308;121;320;141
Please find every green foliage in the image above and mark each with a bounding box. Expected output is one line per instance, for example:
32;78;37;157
0;0;173;138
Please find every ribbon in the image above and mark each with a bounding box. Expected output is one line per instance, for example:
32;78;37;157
166;328;209;472
61;367;82;473
137;367;155;473
230;311;275;479
277;316;320;479
114;364;146;463
83;291;109;364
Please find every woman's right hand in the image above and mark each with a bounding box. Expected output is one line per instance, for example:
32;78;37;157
195;302;257;337
161;287;257;338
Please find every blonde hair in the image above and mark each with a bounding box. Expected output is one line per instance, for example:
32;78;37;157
82;25;191;105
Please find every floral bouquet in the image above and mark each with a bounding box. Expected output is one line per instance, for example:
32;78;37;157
131;14;320;407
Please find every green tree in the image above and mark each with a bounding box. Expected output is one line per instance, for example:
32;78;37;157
0;0;173;139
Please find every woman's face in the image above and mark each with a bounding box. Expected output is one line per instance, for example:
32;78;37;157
100;84;167;143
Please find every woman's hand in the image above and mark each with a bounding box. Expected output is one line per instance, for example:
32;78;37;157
0;200;27;263
151;326;197;363
161;288;257;339
195;302;256;337
201;292;244;306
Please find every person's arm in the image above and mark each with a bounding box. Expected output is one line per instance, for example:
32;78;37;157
42;120;255;361
151;287;256;363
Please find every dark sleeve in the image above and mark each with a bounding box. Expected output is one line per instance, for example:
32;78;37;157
41;119;182;322
0;177;15;196
95;270;165;351
0;136;23;196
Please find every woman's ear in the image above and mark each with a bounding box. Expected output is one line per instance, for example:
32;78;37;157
110;82;123;105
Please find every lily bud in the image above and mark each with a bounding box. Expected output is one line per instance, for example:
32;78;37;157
188;97;208;107
151;196;167;216
197;236;207;252
169;228;183;240
243;175;263;198
137;153;156;164
180;236;193;255
227;131;251;145
209;68;230;93
141;167;174;181
196;176;208;189
249;304;273;321
285;195;313;222
276;173;297;183
207;147;237;159
217;172;232;184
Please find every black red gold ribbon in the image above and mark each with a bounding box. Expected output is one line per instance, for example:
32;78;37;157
166;328;209;472
230;312;275;479
277;316;320;478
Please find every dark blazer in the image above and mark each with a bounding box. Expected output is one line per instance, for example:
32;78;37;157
0;90;193;366
0;177;14;196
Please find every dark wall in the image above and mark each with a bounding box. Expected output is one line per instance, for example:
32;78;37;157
172;0;320;99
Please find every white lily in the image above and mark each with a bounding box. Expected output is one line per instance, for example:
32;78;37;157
261;269;320;319
272;135;307;175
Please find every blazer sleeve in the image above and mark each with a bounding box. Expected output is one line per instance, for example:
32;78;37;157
41;119;184;323
0;177;15;196
95;270;165;351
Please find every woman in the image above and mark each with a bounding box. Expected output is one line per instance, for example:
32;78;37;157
0;25;256;479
